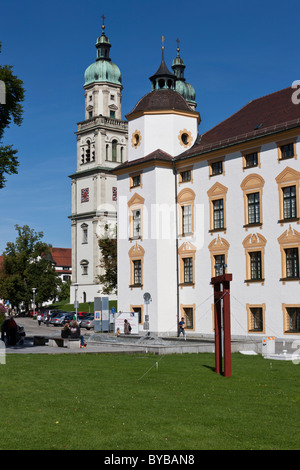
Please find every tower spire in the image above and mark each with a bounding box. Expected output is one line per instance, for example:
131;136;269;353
95;14;111;61
149;35;176;91
101;14;106;34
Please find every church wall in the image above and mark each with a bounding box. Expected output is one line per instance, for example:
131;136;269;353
128;113;198;161
176;135;300;339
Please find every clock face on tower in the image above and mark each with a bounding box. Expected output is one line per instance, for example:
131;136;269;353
131;130;142;148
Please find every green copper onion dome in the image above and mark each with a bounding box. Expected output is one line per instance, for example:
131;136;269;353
84;22;122;87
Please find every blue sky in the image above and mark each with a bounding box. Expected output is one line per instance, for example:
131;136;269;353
1;0;299;251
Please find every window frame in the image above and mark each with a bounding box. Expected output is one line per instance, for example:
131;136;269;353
246;304;265;333
207;182;228;234
277;138;297;162
130;305;143;325
208;235;230;278
242;233;267;285
180;304;195;331
242;147;261;171
277;226;300;283
178;166;193;185
282;304;300;334
128;243;145;289
276;167;300;225
208;156;225;178
128;193;145;241
178;241;196;288
177;188;196;237
241;174;265;229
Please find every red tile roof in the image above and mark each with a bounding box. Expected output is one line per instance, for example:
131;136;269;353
50;248;71;268
179;86;300;158
114;148;174;173
126;89;196;120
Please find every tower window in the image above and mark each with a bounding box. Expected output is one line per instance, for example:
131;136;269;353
181;133;189;145
85;140;91;162
112;139;118;162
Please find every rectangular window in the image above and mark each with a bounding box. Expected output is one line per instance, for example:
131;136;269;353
214;254;225;276
180;170;191;182
83;228;88;244
250;251;262;280
110;110;116;119
283;186;297;220
245;152;258;168
285;248;299;278
286;307;300;333
249;307;263;332
132;306;142;324
133;260;142;285
211;161;223;176
182;205;192;234
132;175;141;187
183;307;194;330
247;192;260;224
213;199;224;229
280;143;294;160
132;210;141;238
183;257;193;284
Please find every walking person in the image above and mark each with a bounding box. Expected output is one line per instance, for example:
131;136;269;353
124;319;131;335
178;317;186;339
37;313;42;326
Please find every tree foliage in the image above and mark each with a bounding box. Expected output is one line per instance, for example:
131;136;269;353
97;223;117;295
0;42;25;188
0;225;59;309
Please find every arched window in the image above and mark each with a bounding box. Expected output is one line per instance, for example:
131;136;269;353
80;259;89;276
85;140;91;162
112;139;117;162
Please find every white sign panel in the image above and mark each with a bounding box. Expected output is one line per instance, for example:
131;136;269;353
115;312;139;335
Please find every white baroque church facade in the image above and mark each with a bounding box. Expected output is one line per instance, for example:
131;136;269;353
70;26;300;341
114;43;300;340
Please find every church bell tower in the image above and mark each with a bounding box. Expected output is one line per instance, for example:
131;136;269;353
70;19;128;304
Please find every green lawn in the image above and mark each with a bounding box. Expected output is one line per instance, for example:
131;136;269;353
0;353;299;450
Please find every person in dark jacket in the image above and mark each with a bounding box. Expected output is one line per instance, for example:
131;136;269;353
1;317;18;345
69;320;86;348
61;323;70;338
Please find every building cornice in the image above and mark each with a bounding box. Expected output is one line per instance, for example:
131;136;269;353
175;124;300;168
69;166;117;179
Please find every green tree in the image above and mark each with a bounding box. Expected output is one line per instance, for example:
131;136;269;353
0;225;59;310
0;42;25;188
97;223;117;295
57;277;72;302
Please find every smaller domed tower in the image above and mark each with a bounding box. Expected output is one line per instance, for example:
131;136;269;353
126;38;200;161
172;39;197;110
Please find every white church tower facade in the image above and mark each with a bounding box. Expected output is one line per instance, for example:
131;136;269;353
115;41;200;333
70;22;127;304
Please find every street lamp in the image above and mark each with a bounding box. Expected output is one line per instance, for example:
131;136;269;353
32;288;36;315
74;283;79;321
